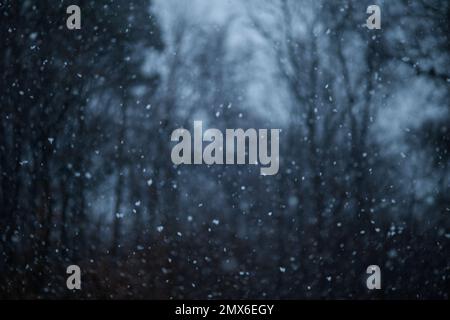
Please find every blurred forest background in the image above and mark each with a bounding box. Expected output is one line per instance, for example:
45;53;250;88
0;0;448;299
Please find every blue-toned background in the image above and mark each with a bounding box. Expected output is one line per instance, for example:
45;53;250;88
0;0;448;298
